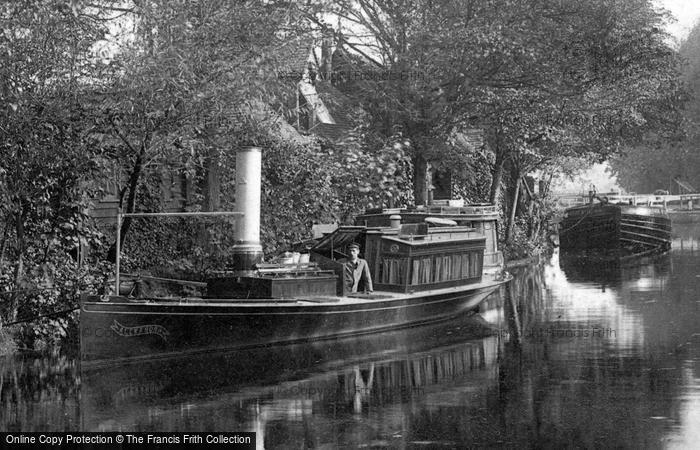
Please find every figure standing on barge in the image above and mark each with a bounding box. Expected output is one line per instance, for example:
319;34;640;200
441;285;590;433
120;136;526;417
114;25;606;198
345;243;373;294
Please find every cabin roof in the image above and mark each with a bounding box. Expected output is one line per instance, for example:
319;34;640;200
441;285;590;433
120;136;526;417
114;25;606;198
311;226;366;252
382;235;485;247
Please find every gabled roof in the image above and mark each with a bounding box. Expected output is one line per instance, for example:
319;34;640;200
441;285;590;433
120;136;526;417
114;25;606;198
270;32;372;142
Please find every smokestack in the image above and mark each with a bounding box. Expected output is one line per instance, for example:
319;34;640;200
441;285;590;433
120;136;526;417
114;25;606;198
232;146;263;270
321;29;333;81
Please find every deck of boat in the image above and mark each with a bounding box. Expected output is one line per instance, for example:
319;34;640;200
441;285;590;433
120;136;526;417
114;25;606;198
85;276;507;310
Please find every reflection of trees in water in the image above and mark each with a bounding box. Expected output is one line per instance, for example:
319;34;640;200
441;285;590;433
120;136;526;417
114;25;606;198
495;263;547;345
493;255;692;449
671;222;700;254
0;356;80;431
495;338;686;448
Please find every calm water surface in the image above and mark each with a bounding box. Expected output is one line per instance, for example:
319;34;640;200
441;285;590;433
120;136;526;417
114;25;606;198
3;223;700;448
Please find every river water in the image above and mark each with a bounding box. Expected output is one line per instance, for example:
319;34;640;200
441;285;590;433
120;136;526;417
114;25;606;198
2;223;700;448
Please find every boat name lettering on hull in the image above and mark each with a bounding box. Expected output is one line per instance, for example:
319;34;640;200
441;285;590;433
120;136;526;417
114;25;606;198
110;320;169;341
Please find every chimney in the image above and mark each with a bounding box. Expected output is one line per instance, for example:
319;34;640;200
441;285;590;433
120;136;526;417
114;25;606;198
321;29;334;81
232;146;263;270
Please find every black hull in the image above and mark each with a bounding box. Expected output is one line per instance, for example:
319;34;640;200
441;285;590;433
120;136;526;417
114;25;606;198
559;204;671;253
80;279;506;369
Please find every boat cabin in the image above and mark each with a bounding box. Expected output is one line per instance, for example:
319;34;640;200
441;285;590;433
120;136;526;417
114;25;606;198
310;209;490;295
355;204;502;270
208;205;499;299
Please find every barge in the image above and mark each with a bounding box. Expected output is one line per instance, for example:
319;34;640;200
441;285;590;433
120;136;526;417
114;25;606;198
559;200;671;257
80;147;509;368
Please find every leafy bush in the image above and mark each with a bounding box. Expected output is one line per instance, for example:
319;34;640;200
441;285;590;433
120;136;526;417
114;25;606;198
502;196;557;262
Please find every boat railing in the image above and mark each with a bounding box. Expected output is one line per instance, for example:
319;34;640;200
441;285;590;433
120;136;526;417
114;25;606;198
396;225;481;242
422;205;498;215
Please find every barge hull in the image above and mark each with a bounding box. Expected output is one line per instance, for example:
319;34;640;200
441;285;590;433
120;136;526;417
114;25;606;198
80;282;501;369
559;204;671;252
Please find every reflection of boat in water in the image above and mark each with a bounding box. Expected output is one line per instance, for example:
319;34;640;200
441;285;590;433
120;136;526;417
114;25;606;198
79;314;502;439
549;247;671;355
80;147;509;368
558;247;670;285
559;199;671;259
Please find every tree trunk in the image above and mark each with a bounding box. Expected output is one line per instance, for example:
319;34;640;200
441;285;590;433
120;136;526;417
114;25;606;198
489;146;506;205
107;145;147;262
0;223;8;265
203;149;220;212
505;176;521;243
413;154;429;206
9;209;25;322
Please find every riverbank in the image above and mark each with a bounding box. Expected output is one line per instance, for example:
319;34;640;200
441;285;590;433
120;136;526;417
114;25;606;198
506;254;544;269
0;328;17;356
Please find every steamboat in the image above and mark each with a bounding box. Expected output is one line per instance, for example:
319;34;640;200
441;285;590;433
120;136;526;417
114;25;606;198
80;147;510;368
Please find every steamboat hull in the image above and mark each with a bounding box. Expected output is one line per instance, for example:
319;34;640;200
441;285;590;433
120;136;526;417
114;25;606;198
80;280;504;369
559;204;671;252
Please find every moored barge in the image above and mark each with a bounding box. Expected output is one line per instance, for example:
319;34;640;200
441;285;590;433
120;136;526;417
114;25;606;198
80;147;510;368
559;200;671;257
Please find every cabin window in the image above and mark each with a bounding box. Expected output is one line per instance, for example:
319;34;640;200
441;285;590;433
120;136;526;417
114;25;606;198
400;251;482;286
468;252;481;278
411;257;432;285
380;257;408;285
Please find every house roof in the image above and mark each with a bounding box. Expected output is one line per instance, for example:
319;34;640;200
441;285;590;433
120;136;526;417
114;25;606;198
269;32;372;142
311;122;352;141
298;81;362;141
453;129;485;151
298;81;336;124
314;81;364;128
274;35;316;76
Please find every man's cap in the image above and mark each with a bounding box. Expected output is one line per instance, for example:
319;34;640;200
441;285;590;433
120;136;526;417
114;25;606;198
348;242;360;250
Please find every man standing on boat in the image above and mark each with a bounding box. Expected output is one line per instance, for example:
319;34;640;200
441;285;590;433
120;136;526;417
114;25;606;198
344;243;373;294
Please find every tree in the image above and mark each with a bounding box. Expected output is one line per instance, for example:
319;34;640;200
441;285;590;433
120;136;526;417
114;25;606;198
311;0;681;245
610;19;700;194
86;0;319;259
0;1;113;341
